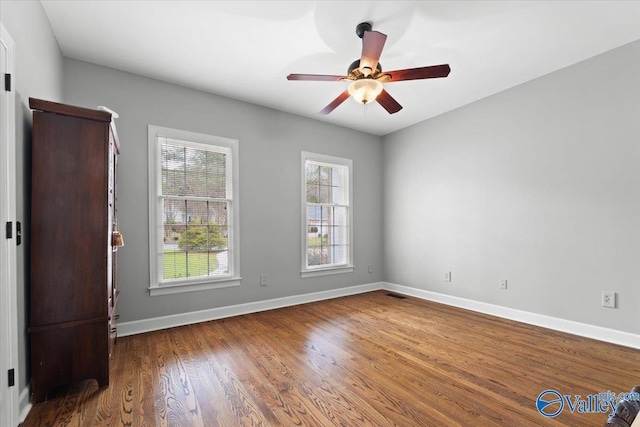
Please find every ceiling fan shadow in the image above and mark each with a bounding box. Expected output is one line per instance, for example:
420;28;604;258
313;1;417;54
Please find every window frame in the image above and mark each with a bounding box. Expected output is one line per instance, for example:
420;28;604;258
301;151;354;278
148;125;240;296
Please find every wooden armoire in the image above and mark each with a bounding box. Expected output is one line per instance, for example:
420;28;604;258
28;98;122;403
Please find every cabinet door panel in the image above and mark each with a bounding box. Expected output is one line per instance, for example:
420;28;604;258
31;113;109;326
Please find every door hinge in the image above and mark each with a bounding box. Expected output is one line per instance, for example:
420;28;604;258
4;74;11;92
5;221;12;239
8;369;15;387
16;221;21;245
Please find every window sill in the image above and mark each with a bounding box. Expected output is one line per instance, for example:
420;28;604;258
149;276;241;296
301;266;354;278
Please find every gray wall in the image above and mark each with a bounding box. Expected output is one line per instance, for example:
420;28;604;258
1;0;64;400
63;58;384;323
383;40;640;334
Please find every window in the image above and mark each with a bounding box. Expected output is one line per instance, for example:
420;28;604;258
301;152;353;277
148;125;240;295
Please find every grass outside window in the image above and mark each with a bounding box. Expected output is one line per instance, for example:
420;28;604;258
163;250;220;279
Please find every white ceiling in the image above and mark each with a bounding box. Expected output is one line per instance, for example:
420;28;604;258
41;1;640;136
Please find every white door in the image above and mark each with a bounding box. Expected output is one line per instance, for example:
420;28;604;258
0;22;19;427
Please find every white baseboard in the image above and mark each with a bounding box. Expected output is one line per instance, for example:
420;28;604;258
19;384;31;423
118;282;384;337
118;280;639;350
383;282;640;350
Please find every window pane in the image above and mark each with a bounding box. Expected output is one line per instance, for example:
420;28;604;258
308;247;329;266
320;166;331;186
306;183;319;203
163;251;184;279
306;164;319;184
185;200;207;225
185;251;211;277
332;167;347;205
329;245;347;265
161;144;186;195
207;201;227;225
317;184;328;204
206;151;227;198
332;206;348;228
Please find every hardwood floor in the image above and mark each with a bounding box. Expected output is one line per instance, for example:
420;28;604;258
21;290;639;426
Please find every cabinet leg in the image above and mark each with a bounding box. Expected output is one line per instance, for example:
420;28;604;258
31;387;48;404
96;373;109;388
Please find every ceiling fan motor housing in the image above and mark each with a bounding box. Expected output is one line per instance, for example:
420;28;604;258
348;59;382;79
355;22;373;39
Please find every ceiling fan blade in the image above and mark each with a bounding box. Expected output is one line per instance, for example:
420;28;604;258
376;89;403;114
287;74;347;81
360;31;387;74
380;64;451;82
320;90;350;115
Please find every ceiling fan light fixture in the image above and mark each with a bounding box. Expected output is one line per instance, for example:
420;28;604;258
348;79;383;105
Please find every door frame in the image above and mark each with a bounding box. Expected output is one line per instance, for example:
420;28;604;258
0;21;19;427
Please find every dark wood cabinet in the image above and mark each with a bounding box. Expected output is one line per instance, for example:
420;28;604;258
28;98;121;403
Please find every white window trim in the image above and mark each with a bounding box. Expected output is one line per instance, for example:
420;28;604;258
301;151;354;278
148;125;241;296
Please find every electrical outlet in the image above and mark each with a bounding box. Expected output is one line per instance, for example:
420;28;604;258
500;279;508;290
368;264;373;274
602;291;616;308
260;274;268;287
445;271;451;282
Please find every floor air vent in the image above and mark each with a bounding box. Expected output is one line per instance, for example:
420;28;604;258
386;293;406;299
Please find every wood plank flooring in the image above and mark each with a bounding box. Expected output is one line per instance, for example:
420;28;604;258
21;290;639;426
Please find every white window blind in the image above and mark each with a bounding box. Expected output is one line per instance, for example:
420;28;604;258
149;126;240;295
160;138;230;279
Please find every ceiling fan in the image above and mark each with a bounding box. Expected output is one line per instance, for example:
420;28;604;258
287;22;451;115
